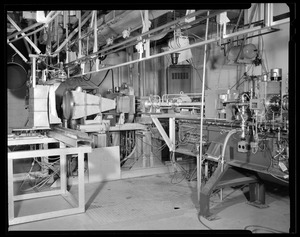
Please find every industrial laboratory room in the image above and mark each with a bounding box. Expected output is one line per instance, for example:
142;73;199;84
6;3;294;233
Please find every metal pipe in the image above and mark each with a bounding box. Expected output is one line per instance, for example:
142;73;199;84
8;25;45;43
52;11;91;48
7;39;28;62
66;10;223;66
71;37;217;76
198;11;210;202
71;21;285;77
54;12;92;54
264;3;273;27
6;10;59;40
78;10;82;58
7;15;41;54
220;129;241;172
31;56;36;87
69;9;289;77
8;21;43;40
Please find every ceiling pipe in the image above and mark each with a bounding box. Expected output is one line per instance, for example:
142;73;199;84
65;10;225;67
70;15;288;77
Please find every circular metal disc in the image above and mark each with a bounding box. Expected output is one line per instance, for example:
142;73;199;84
62;90;74;120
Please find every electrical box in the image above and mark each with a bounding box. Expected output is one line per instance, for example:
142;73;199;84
167;65;192;94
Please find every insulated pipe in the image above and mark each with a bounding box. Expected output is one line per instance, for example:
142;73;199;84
197;11;210;202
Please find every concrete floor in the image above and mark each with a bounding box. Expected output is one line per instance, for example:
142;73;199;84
8;172;290;233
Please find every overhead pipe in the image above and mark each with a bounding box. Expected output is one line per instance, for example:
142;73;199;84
52;11;91;49
7;11;57;40
65;10;224;67
72;24;263;76
70;8;288;76
7;15;41;54
54;12;92;54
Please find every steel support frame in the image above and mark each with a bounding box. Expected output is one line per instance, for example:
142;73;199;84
7;15;41;54
199;164;265;219
7;137;92;226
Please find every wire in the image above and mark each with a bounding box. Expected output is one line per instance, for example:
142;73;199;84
97;69;112;87
229;64;253;90
264;142;289;184
42;61;61;70
19;156;60;192
189;58;210;90
197;214;213;230
244;225;287;233
259;35;269;73
82;60;94;81
170;171;187;184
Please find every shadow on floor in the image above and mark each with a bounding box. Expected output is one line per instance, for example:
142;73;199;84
85;181;107;210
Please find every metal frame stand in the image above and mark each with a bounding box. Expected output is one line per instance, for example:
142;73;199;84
199;163;267;220
7;136;91;226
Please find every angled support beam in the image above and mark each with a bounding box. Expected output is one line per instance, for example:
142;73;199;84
151;116;175;152
7;39;28;62
7;15;41;54
54;11;92;54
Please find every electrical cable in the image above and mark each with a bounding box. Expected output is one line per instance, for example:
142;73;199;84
265;143;289;184
189;58;210;90
19;156;60;192
244;225;287;233
82;60;94;81
197;214;213;230
97;69;112;87
228;66;251;90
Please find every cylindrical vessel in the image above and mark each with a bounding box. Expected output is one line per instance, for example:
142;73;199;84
7;62;28;90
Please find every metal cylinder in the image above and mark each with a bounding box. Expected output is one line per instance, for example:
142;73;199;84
270;68;282;81
7;62;27;91
264;3;272;27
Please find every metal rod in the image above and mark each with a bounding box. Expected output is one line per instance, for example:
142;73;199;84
7;39;28;62
7;21;43;40
7;15;41;54
8;25;45;43
72;38;217;76
71;10;288;77
198;11;210;202
78;10;82;58
66;10;222;66
52;11;90;48
54;12;92;54
32;56;36;87
7;15;45;40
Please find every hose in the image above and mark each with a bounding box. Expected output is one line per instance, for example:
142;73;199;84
220;129;241;172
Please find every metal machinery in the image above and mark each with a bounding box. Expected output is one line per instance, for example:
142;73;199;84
7;5;291;225
136;4;291;221
199;71;289;219
143;68;289;220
